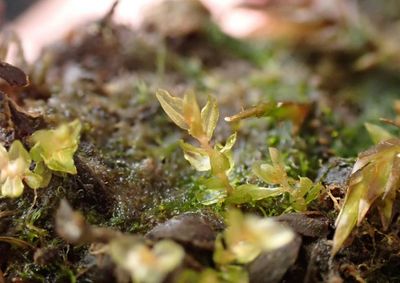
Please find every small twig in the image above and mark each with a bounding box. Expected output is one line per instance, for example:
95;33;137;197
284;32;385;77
379;118;400;129
327;189;341;211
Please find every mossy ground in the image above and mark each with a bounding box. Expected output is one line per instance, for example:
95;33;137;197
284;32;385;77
1;5;400;282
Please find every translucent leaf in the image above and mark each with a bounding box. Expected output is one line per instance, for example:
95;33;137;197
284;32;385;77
201;96;219;141
109;237;184;283
290;197;307;212
179;141;210;171
218;133;237;154
24;171;43;189
253;147;290;188
305;183;323;204
44;148;77;174
365;123;394;144
196;187;227;205
209;149;230;175
213;234;236;266
222;209;294;264
216;133;237;171
252;162;283;184
269;147;284;169
183;91;203;139
220;265;249;283
0;141;34;197
332;138;400;256
378;184;397;230
226;184;284;204
332;173;364;256
8;140;30;165
295;177;314;198
29;120;81;174
199;175;230;204
156;89;187;130
1;176;24;198
32;161;52;188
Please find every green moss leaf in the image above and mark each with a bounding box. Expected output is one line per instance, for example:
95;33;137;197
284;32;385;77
180;140;210;171
197;176;227;205
201;96;219;141
1;176;24;198
109;237;184;283
24;171;43;189
32;161;52;188
332;138;400;256
0;141;33;197
252;162;283;184
183;91;204;140
218;209;294;264
29;120;81;174
156;89;188;130
365;122;394;144
226;184;284;204
209;149;230;175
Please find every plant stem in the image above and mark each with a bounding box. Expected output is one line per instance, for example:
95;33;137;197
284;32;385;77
199;137;234;195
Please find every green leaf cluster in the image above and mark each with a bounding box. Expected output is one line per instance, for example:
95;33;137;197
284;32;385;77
0;120;81;198
246;147;323;211
109;236;185;283
156;89;236;202
156;90;322;208
177;209;294;283
332;131;400;255
213;209;294;266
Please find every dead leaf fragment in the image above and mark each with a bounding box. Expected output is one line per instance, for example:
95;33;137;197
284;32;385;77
0;61;28;87
0;92;45;146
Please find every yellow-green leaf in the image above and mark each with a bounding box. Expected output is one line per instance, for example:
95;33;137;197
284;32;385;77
29;120;81;174
201;96;219;141
24;172;43;189
109;237;184;283
365;122;394;144
179;141;210;171
156;89;187;130
209;149;230;175
1;176;24;198
183;91;203;140
221;209;294;264
332;138;400;256
9;140;30;164
252;162;283;184
226;184;284;204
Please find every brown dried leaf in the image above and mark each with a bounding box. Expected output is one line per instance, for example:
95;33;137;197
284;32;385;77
56;199;119;244
0;61;28;87
0;92;45;146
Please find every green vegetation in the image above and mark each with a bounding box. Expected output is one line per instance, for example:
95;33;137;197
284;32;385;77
0;120;81;198
3;1;400;281
332;121;400;255
156;89;322;210
109;237;185;283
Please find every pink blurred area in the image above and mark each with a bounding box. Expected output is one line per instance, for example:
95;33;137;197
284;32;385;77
7;0;164;62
